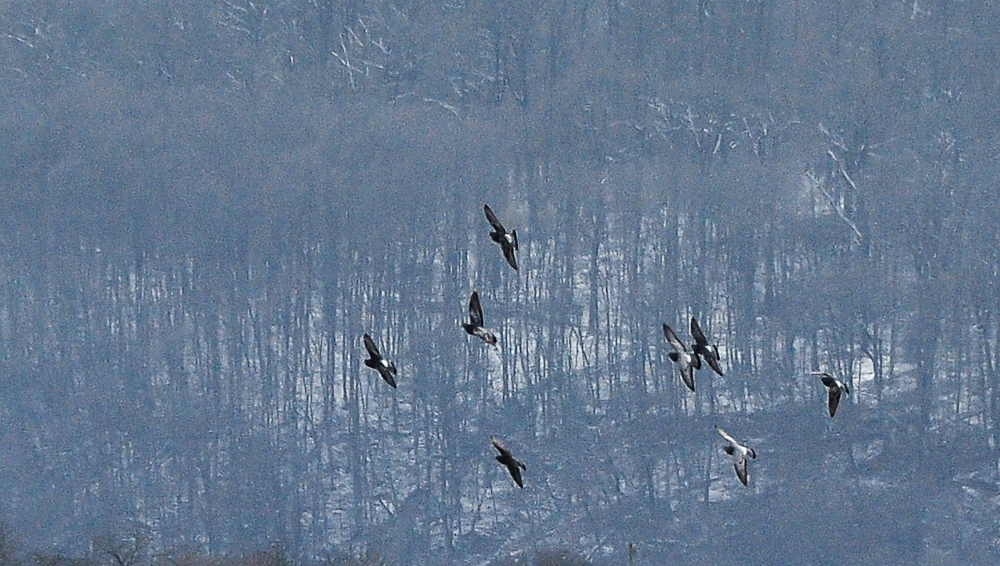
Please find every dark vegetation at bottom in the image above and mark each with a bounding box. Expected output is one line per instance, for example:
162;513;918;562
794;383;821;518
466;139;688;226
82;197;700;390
0;526;602;566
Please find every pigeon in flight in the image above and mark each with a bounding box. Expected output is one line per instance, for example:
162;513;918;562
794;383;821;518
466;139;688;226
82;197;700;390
813;371;850;417
716;426;757;486
664;322;700;391
363;334;398;388
462;291;497;346
690;316;724;376
484;204;519;271
492;437;526;488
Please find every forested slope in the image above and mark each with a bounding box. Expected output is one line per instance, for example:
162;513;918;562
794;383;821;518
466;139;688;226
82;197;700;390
1;1;999;565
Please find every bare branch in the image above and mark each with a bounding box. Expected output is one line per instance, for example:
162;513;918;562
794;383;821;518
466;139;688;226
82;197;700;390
806;168;864;243
2;32;35;48
421;97;460;118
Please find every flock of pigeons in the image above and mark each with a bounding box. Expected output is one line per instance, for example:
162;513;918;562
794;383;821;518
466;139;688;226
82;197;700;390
361;205;853;489
661;319;851;485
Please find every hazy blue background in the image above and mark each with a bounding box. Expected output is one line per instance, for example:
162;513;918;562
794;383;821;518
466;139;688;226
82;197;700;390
1;1;998;565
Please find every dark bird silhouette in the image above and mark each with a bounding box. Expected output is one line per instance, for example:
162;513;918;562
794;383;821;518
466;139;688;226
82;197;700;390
363;334;397;388
664;323;700;391
690;316;724;376
484;204;518;270
716;426;756;486
813;371;850;417
492;437;526;488
462;291;497;346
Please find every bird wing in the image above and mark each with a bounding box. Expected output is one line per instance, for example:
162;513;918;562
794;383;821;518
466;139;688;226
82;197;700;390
662;323;685;352
502;243;519;270
680;364;696;392
508;463;524;488
704;354;724;377
469;291;484;326
715;426;739;447
380;369;397;388
363;334;381;359
483;204;507;233
690;316;709;346
491;437;510;457
828;388;842;417
735;459;750;486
